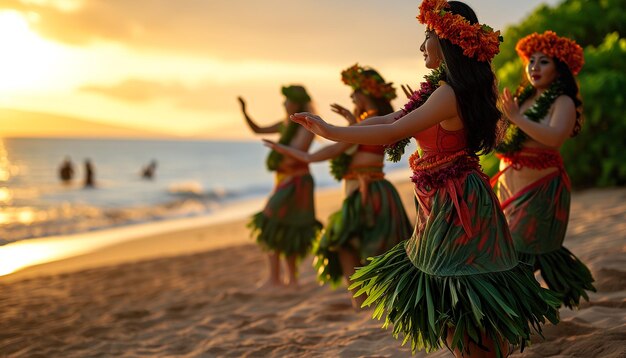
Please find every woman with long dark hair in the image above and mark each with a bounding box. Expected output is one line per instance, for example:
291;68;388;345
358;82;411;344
493;31;595;309
290;1;559;357
239;85;322;289
264;65;412;309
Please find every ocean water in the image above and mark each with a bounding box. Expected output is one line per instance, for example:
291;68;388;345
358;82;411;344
0;137;415;245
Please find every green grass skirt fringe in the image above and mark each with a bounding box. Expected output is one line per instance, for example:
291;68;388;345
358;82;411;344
248;212;322;259
350;242;560;357
313;180;412;287
313;246;344;287
518;247;596;309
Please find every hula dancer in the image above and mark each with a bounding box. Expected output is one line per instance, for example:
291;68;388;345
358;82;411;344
264;65;412;309
494;31;596;309
239;85;322;289
290;1;560;357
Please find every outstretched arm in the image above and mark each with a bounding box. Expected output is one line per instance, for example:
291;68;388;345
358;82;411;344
502;89;576;148
238;97;283;134
291;85;456;145
263;139;353;163
355;110;404;126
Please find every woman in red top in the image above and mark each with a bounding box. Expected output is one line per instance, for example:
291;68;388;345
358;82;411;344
240;85;322;289
290;1;559;357
265;65;412;309
493;31;595;309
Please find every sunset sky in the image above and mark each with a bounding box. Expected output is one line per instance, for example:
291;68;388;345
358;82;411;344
0;0;558;139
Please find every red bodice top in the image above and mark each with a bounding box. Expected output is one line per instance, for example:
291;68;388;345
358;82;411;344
354;110;386;156
414;123;467;154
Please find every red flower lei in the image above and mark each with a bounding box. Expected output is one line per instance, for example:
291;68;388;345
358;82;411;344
417;0;502;62
384;67;445;162
516;31;584;75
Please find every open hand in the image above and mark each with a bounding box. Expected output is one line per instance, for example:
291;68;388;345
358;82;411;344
290;112;331;138
501;88;521;124
330;104;356;124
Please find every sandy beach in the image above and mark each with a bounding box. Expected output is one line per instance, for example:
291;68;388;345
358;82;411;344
1;179;625;357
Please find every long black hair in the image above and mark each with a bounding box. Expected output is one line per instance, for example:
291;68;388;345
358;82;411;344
357;69;395;116
555;60;583;136
437;1;503;154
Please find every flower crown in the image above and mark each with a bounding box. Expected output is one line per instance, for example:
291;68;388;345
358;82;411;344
417;0;502;62
516;31;584;75
341;64;397;100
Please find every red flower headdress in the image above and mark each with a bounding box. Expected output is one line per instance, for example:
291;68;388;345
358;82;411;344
417;0;502;62
341;64;397;101
516;31;584;75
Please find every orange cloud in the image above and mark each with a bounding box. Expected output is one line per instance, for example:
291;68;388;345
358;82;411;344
0;0;421;64
80;79;185;103
79;78;284;114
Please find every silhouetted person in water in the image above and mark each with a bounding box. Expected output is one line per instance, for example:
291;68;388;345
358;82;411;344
141;160;157;180
59;156;74;183
84;159;95;188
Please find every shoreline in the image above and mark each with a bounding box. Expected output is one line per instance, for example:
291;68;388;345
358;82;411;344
0;195;266;278
1;175;622;282
0;169;415;281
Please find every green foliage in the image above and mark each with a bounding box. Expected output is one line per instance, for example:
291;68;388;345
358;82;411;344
563;33;626;187
493;0;626;188
494;0;626;74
